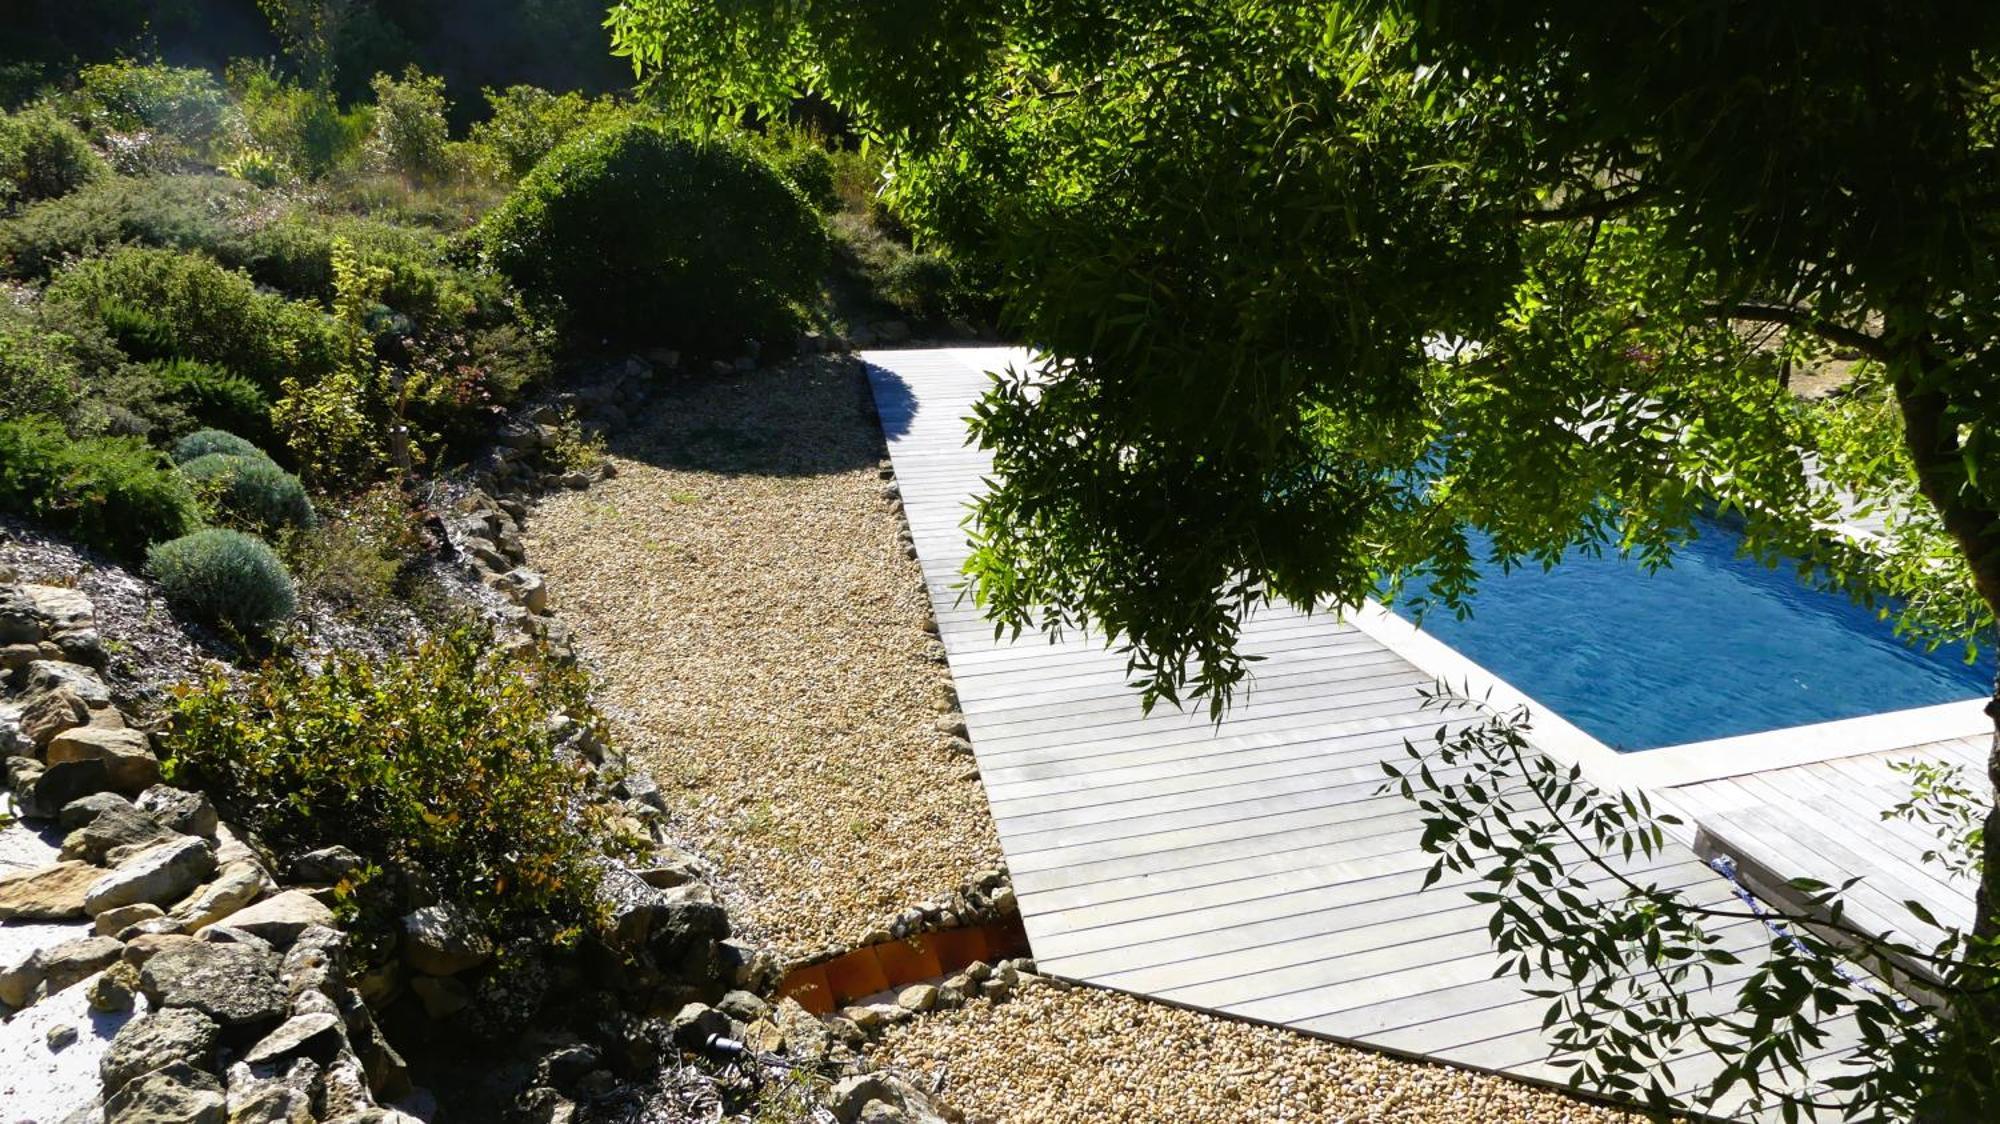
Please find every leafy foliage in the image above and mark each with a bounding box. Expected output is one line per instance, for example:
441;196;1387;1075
149;358;273;444
366;65;454;184
228;61;369;181
69;60;238;168
0;416;198;558
146;527;296;636
163;626;620;946
0;174;261;279
179;451;314;533
0;298;84;421
285;480;428;610
473;121;828;350
0;106;107;210
466;84;626;180
45;245;336;389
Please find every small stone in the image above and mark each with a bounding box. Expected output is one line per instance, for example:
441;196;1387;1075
224;890;334;947
0;859;99;919
97;902;167;937
139;939;286;1026
744;1018;784;1054
47;725;160;793
896;983;938;1013
773;997;829;1061
402;904;493;976
46;1022;78;1050
60;790;132;829
716;989;770;1023
934;714;968;739
0;952;43;1007
668;1001;732;1049
979;977;1010;1001
88;960;140;1011
137;785;219;837
102;1007;222;1095
86;836;217;915
62;802;179;864
104;1059;225;1124
945;736;974;757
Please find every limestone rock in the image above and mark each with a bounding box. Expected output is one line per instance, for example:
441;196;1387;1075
171;861;274;931
138;785;219;837
772;997;829;1061
47;725;159;793
25;660;111;706
27;757;114;817
288;845;363;884
242;1011;344;1068
0;950;40;1007
20;687;89;747
716;989;770;1023
102;1007;222;1095
104;1059;225;1124
896;983;938;1013
668;1002;732;1049
86;836;217;915
409;974;471;1019
95;902;165;937
225;890;334;947
36;933;124;996
60;790;132;829
0;859;98;919
88;959;141;1011
140;939;285;1026
62;802;179;864
401;904;492;976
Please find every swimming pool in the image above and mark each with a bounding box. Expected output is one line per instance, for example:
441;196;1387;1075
1389;519;1995;751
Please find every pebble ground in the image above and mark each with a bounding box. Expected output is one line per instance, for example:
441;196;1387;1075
530;354;1655;1122
879;981;1646;1124
528;357;1002;957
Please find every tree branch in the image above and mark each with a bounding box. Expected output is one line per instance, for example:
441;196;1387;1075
1704;301;1891;361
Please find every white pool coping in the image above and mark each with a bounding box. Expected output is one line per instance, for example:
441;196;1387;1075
1345;600;1992;791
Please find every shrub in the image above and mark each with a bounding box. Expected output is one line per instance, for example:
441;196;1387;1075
146;528;296;636
0;175;262;279
174;427;266;464
467;85;626;181
44;246;337;388
150;358;273;443
0;301;84;421
71;61;237;168
287;482;429;609
475;122;829;350
0;417;199;558
880;251;968;322
162;626;621;946
230;63;369;181
180;452;313;533
367;67;454;184
0;108;108;210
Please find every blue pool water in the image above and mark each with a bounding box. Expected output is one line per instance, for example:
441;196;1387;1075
1391;520;1994;750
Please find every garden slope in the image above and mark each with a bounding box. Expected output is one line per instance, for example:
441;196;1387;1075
526;357;1001;956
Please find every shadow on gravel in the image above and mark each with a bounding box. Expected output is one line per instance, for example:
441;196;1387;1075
601;354;914;479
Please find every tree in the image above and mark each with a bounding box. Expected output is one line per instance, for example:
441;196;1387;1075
608;1;2000;1115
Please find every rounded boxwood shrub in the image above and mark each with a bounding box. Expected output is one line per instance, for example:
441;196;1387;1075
179;453;313;532
173;427;266;465
0;418;199;560
146;528;296;636
475;122;829;350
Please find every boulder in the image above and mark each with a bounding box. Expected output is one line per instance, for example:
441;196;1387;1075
19;686;88;747
47;725;160;793
102;1007;222;1095
225;890;334;947
104;1059;226;1124
0;585;39;643
61;802;179;864
22;584;94;632
27;757;114;817
88;959;141;1011
86;836;217;915
716;989;771;1023
35;933;124;996
170;861;274;931
138;785;219;837
401;904;493;976
139;938;286;1026
25;660;111;706
60;790;133;828
225;1081;315;1124
288;845;364;884
0;951;39;1008
0;858;99;919
241;1011;345;1068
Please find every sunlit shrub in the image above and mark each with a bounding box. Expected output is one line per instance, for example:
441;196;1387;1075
179;452;314;534
0;107;108;210
146;527;296;636
367;66;454;184
466;85;627;181
0;417;199;559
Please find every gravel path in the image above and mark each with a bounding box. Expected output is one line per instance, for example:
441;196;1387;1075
526;357;1002;957
878;983;1645;1124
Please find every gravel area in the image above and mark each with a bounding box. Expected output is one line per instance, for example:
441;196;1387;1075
878;983;1646;1124
526;356;1002;957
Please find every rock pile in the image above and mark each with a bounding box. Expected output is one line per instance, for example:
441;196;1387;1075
0;579;417;1123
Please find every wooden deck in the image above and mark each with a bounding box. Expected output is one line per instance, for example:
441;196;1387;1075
865;347;1872;1116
